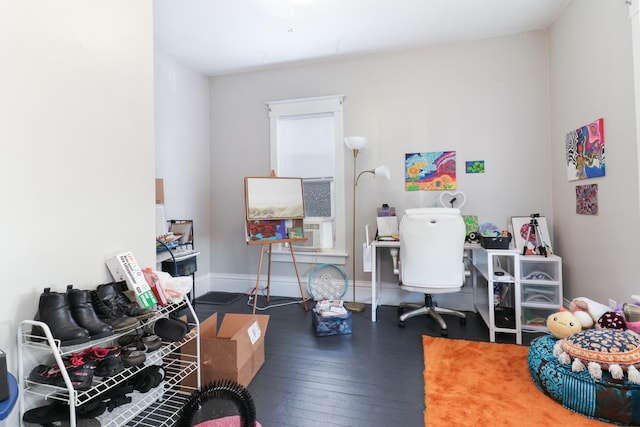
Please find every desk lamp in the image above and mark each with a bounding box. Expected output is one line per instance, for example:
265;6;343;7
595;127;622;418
344;136;391;312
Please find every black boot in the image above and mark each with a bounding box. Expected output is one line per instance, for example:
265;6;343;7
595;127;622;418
67;286;113;340
32;288;90;346
91;285;140;333
112;281;156;320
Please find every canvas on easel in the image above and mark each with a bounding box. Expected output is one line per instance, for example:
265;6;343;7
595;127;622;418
511;216;553;255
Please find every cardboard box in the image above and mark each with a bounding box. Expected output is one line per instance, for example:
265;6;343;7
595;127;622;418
184;313;269;388
106;252;157;309
312;310;352;337
155;178;164;204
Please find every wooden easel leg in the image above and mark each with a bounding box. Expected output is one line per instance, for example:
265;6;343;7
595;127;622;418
253;244;266;315
289;245;308;311
267;243;272;303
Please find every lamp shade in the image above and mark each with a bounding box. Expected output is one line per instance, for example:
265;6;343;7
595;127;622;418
344;136;367;150
374;165;391;180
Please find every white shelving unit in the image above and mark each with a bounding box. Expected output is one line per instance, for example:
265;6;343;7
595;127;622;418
469;247;522;344
17;300;200;427
519;254;563;334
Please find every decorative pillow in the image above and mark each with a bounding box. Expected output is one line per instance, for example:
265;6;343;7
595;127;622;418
554;328;640;383
597;311;626;330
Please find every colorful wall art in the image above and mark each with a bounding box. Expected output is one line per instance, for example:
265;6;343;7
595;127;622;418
405;151;456;191
566;118;605;181
576;184;598;215
465;160;485;174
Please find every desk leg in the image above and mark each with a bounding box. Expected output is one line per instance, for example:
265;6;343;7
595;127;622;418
252;244;266;315
371;244;377;322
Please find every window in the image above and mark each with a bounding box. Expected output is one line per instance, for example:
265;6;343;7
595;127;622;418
266;95;347;264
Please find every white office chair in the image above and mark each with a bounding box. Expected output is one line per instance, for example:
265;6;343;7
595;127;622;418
398;208;466;336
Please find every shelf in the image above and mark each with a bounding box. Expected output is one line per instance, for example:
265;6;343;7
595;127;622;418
18;299;200;427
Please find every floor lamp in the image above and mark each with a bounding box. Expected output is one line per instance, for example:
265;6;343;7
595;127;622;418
344;136;391;312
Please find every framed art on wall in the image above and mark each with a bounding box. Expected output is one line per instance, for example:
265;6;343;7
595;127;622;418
511;216;553;255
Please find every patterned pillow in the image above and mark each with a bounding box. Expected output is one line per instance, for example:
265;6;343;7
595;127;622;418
554;328;640;383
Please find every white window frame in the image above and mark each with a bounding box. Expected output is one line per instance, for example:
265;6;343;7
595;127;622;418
266;95;347;265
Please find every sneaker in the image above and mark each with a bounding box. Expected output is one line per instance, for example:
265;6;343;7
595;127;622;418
28;354;95;391
118;332;162;353
120;348;146;367
77;347;124;378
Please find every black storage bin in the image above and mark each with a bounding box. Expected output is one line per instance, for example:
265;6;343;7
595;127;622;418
162;256;197;277
480;233;512;250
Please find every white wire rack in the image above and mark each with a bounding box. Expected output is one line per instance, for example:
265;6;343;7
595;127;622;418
17;299;200;427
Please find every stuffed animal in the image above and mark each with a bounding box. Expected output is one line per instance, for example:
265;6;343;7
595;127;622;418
568;297;611;329
547;311;582;339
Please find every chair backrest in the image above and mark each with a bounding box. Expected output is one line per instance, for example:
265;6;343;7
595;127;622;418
399;208;466;289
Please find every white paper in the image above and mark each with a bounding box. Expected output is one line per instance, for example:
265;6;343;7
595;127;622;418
376;216;399;238
362;242;372;272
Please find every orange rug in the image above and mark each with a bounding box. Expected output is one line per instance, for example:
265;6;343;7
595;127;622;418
423;336;610;426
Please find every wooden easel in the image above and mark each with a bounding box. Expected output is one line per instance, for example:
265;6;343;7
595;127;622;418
245;171;309;314
248;240;308;314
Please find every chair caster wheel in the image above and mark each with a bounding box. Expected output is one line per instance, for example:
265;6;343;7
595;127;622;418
398;321;405;328
397;307;404;315
441;329;448;337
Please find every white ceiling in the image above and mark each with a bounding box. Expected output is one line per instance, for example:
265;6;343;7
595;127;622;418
153;0;570;77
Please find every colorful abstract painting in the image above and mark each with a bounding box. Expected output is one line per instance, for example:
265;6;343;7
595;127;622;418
576;184;598;215
405;151;456;191
566;118;605;181
465;160;485;174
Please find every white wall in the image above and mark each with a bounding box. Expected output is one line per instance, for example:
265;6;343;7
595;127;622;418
154;50;211;295
208;31;554;300
0;3;155;421
549;0;640;304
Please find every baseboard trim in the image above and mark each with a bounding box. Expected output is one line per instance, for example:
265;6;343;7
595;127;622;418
193;272;476;311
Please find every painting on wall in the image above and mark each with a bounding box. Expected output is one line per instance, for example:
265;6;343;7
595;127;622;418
405;151;456;191
576;183;598;215
465;160;485;174
566;118;605;181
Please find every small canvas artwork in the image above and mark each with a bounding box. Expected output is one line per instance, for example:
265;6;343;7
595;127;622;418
405;151;456;191
511;216;553;255
463;215;479;236
465;160;485;174
576;184;598;215
248;220;286;242
566;118;605;181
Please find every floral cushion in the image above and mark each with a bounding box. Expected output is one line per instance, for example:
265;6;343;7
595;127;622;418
555;328;640;382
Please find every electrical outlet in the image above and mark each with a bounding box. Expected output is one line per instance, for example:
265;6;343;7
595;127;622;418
609;299;617;310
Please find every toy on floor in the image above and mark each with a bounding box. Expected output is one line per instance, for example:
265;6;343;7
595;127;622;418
568;297;611;329
546;311;582;339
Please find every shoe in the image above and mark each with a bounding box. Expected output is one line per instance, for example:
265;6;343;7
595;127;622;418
118;332;162;353
67;286;113;340
151;317;189;342
77;347;124;378
120;348;146;367
32;288;90;346
113;281;157;320
91;285;140;333
28;354;95;391
128;365;164;393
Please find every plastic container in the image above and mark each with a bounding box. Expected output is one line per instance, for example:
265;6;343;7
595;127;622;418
143;268;168;306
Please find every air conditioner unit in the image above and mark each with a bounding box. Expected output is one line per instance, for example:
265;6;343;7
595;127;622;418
292;218;334;250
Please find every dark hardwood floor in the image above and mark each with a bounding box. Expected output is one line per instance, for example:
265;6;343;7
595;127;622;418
191;294;541;427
